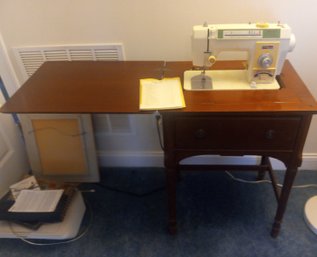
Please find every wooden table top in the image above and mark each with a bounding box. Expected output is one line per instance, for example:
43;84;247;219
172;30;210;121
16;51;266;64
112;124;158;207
1;60;317;114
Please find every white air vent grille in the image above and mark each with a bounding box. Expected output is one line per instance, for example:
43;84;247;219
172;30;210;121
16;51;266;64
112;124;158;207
69;49;94;60
14;44;124;80
43;50;69;61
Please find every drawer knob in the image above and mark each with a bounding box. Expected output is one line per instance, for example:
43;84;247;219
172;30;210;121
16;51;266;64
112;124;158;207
194;129;207;139
265;129;275;140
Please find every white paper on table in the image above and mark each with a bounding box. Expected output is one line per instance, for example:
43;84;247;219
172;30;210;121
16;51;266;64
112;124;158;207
139;77;185;110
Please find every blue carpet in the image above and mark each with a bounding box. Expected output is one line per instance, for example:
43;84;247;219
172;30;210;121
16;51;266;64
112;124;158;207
0;168;317;257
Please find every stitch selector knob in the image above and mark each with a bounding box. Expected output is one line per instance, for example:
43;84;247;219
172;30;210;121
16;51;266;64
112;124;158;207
258;54;273;69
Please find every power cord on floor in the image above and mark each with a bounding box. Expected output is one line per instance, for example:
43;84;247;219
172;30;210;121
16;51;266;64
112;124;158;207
225;171;317;189
95;183;165;197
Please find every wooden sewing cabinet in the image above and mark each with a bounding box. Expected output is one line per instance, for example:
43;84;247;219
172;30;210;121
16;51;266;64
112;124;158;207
1;60;317;237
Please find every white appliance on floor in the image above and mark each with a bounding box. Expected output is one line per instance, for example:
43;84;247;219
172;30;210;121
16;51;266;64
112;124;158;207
0;191;86;240
304;196;317;235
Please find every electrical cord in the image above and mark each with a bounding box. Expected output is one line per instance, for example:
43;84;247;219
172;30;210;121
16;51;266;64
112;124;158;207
154;111;165;151
95;183;165;197
225;170;317;189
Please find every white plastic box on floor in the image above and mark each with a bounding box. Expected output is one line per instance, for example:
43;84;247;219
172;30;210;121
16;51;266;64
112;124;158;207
0;191;85;240
304;195;317;235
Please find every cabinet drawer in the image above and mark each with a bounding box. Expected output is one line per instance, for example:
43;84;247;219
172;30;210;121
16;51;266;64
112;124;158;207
174;116;301;151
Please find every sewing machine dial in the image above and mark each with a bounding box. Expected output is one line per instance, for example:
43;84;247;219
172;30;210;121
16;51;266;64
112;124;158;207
258;53;273;69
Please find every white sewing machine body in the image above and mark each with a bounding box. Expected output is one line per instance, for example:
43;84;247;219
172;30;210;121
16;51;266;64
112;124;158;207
184;23;296;90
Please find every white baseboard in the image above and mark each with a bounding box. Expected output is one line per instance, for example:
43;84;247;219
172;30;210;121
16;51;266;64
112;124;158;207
97;151;317;171
300;153;317;170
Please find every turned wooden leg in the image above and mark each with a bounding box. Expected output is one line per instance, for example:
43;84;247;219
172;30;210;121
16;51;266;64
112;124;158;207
271;167;298;237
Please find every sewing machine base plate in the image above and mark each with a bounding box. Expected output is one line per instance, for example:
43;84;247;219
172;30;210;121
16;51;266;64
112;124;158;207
184;70;280;91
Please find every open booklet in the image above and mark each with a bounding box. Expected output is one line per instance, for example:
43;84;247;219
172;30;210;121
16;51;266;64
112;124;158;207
9;189;64;213
0;187;76;224
139;77;186;110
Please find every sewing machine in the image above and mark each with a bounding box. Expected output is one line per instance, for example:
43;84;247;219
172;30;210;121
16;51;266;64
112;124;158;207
184;22;296;90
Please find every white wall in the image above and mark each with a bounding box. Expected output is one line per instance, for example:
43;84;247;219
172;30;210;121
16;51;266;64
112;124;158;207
0;0;316;169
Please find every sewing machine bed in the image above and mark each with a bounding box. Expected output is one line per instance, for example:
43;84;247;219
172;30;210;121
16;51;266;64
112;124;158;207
184;70;280;91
